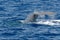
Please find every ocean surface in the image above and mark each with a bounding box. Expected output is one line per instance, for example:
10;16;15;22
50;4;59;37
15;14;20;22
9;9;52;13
0;0;60;40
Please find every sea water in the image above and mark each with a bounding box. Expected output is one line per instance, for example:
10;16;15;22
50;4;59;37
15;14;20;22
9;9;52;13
0;0;60;40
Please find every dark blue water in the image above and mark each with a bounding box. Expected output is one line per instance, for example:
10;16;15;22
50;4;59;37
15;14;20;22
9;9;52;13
0;0;60;40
